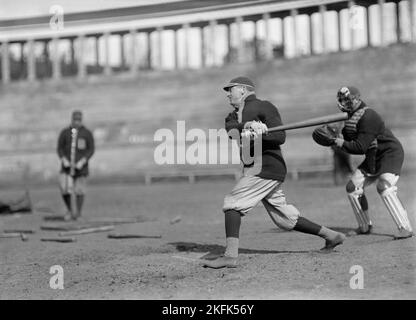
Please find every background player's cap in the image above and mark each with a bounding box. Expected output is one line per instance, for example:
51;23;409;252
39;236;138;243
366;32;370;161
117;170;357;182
223;76;255;91
72;110;83;120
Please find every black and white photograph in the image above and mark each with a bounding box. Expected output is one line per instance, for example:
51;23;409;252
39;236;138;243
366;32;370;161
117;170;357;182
0;0;415;304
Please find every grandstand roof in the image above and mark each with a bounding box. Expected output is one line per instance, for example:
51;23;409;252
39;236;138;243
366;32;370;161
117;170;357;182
0;0;397;42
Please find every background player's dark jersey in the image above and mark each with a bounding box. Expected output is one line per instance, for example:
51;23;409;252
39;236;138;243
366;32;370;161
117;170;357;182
341;104;404;175
57;125;95;177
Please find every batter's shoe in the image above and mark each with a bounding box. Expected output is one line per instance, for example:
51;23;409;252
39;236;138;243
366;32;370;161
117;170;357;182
320;233;346;252
201;256;238;269
63;211;72;221
393;229;413;240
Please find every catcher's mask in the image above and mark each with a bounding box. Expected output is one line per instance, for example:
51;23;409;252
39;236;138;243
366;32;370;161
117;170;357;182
337;86;360;113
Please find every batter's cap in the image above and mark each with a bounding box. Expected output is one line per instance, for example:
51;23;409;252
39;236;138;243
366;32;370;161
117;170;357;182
339;86;360;97
223;76;255;91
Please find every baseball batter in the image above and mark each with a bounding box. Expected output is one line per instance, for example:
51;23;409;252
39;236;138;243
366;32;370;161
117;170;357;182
329;86;413;239
202;77;346;269
57;110;95;220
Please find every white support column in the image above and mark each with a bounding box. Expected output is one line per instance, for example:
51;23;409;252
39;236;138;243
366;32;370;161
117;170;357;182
320;5;327;53
253;20;259;61
1;41;10;84
182;23;190;69
200;27;205;67
410;0;416;42
291;9;298;57
366;5;372;46
129;29;138;76
395;1;401;42
51;37;61;80
349;0;356;50
156;26;163;69
310;14;315;54
378;0;385;46
120;34;126;69
209;20;217;66
27;39;35;81
174;29;180;69
146;32;152;69
235;16;244;63
77;35;86;80
262;13;273;60
281;17;286;57
94;36;100;67
104;32;112;75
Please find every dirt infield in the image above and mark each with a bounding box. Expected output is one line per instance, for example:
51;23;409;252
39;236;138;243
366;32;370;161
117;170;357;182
1;174;415;300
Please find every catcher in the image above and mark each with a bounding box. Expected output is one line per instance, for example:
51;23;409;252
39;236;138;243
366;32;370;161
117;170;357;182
202;76;346;269
57;111;95;220
312;86;413;239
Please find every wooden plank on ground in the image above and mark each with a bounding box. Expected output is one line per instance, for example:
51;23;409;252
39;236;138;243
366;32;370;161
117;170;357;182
107;233;161;239
58;225;115;236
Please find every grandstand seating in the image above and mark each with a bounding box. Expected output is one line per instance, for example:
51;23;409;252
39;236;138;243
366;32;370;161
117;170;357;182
0;43;415;185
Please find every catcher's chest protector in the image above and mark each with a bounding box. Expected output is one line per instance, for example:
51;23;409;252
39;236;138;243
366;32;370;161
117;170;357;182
344;107;377;149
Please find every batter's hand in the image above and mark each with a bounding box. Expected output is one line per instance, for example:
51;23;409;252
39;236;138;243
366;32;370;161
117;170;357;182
334;138;344;148
61;157;70;168
244;121;268;135
75;157;87;170
241;129;258;140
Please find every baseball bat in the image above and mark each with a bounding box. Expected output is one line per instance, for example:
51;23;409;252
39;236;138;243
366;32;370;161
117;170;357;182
268;112;348;133
69;128;78;219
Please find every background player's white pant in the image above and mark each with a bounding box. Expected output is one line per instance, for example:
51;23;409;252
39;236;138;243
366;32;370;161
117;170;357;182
349;170;412;232
223;175;300;230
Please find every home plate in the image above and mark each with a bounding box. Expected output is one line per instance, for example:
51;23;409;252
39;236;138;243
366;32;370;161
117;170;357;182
172;252;210;263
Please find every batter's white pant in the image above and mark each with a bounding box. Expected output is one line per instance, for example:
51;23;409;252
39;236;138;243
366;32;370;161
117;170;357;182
223;174;300;230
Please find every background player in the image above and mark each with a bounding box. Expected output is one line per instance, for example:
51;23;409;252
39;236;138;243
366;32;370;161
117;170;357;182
57;110;95;220
330;86;412;239
202;76;346;269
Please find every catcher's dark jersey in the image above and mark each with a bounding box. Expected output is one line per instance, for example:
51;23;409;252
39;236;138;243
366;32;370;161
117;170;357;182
57;125;95;177
341;103;404;175
225;94;287;181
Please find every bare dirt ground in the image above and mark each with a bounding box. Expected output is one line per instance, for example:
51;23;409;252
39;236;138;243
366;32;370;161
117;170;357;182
1;174;415;300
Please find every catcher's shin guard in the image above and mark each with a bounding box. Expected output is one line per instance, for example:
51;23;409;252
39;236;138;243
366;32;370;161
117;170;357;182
346;182;371;233
377;181;412;232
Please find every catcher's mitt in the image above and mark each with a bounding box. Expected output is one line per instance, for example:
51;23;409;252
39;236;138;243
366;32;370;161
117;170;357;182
312;125;338;147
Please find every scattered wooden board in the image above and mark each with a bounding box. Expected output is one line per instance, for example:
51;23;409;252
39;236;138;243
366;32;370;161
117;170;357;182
107;233;161;239
87;216;156;224
41;237;76;243
58;225;115;236
4;229;35;234
41;222;111;231
0;232;28;241
41;216;154;231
